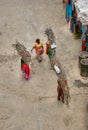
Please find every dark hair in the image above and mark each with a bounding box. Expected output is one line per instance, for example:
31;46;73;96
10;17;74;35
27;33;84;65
57;79;62;86
36;39;40;44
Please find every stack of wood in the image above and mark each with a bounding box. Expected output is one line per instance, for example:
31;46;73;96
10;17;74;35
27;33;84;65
13;41;31;63
45;28;55;45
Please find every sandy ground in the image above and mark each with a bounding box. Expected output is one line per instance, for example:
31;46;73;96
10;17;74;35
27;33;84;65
0;0;88;130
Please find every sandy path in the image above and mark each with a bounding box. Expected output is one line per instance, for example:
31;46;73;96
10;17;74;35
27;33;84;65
0;0;88;130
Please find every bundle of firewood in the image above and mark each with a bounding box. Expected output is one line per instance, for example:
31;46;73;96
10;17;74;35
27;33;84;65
13;41;31;63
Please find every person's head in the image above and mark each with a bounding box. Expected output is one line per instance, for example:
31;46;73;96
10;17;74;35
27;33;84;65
57;79;62;86
36;39;40;44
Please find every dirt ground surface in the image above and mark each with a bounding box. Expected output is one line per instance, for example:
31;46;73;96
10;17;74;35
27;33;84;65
0;0;88;130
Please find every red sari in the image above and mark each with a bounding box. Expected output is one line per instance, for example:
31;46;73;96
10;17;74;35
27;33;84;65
22;63;30;80
57;85;64;101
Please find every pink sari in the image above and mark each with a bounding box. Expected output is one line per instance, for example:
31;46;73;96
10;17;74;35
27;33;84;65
22;63;30;80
